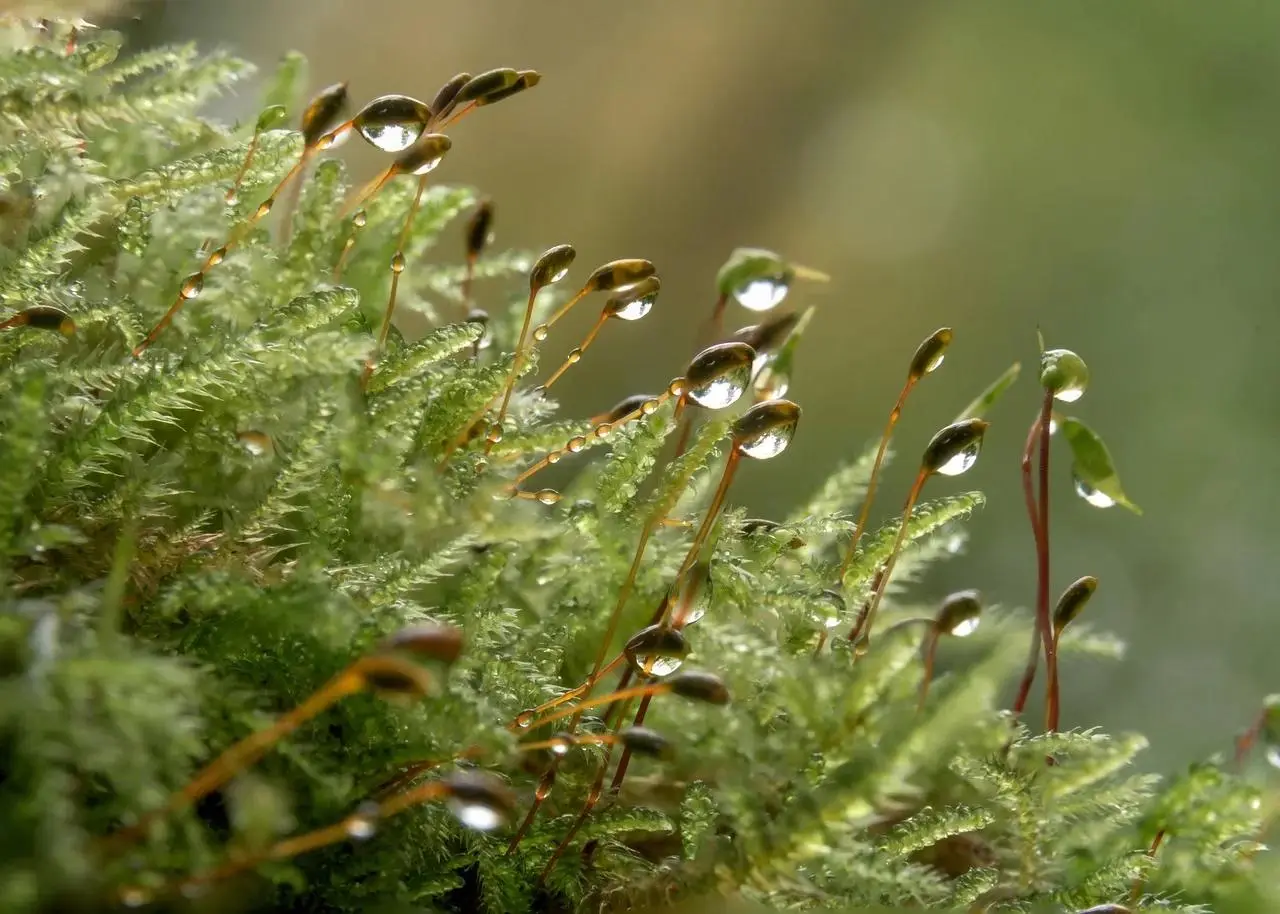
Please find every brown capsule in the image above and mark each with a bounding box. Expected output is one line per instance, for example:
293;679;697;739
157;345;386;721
2;305;76;335
442;768;518;829
908;327;953;381
530;244;577;291
623;624;689;669
1052;576;1098;639
465;199;495;260
584;258;656;295
731;398;801;460
603;275;660;321
429;71;472;120
935;589;982;637
600;393;655;425
732;311;801;356
685;342;757;391
358;655;434;698
380;623;464;663
618;726;674;759
664;670;731;705
478;70;541;106
921;418;989;477
301;81;351;148
455;68;521;105
394;133;452;176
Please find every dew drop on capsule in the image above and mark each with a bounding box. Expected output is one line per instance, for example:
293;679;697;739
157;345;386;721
345;801;380;840
353;209;367;228
355;94;430;152
687;366;750;409
632;654;683;677
1073;474;1116;509
514;709;535;729
566;436;587;453
255;199;273;219
950;615;980;637
447;796;506;832
532;324;549;342
534;488;561;506
486;422;503;444
180;272;204;300
934;441;981;477
733;277;789;312
390;252;406;274
206;246;226;267
1054;383;1085;403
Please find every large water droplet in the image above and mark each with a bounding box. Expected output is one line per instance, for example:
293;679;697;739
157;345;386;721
549;732;574;756
632;654;683;677
732;277;789;312
355;94;430;152
950;616;980;637
738;425;794;459
448;798;505;831
533;489;561;506
607;278;660;321
1054;384;1085;403
1074;474;1116;509
752;365;789;401
532;325;549;342
180;273;203;300
934;441;981;476
688;374;747;409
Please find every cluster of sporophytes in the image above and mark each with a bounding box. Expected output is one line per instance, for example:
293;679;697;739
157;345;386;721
2;16;1278;914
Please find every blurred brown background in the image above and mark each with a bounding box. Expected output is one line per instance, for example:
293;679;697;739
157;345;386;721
115;0;1280;769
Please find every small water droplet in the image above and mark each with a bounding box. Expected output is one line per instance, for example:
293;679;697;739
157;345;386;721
934;441;981;477
486;422;504;444
224;188;238;205
752;366;790;401
1073;475;1116;508
473;457;488;473
632;654;683;677
255;198;273;219
549;732;574;756
448;798;505;831
180;273;204;300
1048;416;1060;436
668;379;686;397
345;802;380;840
566;436;587;453
593;423;611;439
390;252;406;274
946;533;965;554
641;398;661;415
119;888;150;908
732;277;789;312
566;348;582;364
547;452;561;465
532;325;549;342
514;709;535;728
237;430;272;456
534;488;561;506
206;246;227;267
353;209;367;227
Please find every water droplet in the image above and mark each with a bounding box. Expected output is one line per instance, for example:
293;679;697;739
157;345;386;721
607;276;660;321
255;198;273;219
354;94;431;152
1073;474;1116;509
752;365;790;401
685;343;755;409
641;398;661;415
224;188;238;205
566;436;587;453
1054;385;1084;403
950;616;980;637
399;134;452;175
486;423;504;444
632;654;683;677
206;246;226;267
345;802;380;840
688;373;748;410
733;399;801;460
934;441;981;477
732;277;789;312
236;430;272;456
390;252;406;274
448;798;505;831
1266;744;1280;770
514;709;535;728
534;489;561;506
811;590;845;629
593;423;611;439
566;348;582;364
1048;416;1060;436
549;732;574;756
547;452;561;465
353;209;367;227
473;457;488;474
668;379;686;397
119;888;150;908
532;324;549;342
173;272;204;301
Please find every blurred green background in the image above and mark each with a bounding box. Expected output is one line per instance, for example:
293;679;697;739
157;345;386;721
118;0;1279;770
